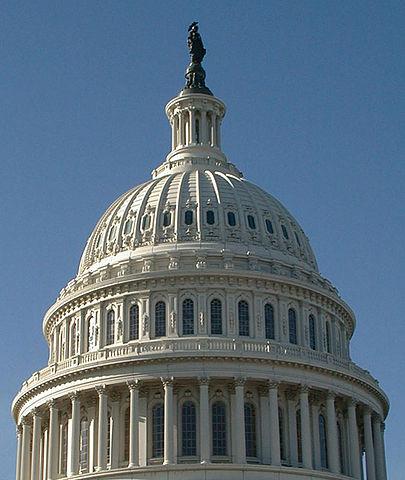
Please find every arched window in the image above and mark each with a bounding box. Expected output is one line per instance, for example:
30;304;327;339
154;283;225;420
79;417;89;472
70;321;77;357
155;301;166;337
163;211;171;227
184;210;194;225
238;300;250;337
247;214;256;229
244;403;257;457
206;210;215;225
106;310;115;345
288;308;297;344
319;414;328;469
281;224;289;240
227;211;236;226
212;401;227;456
129;304;139;341
182;299;194;335
309;314;316;350
124;407;130;463
265;218;274;234
182;401;197;456
279;407;286;461
210;299;222;335
264;303;275;340
294;231;301;246
152;403;164;458
195;118;200;143
296;409;302;463
326;321;332;353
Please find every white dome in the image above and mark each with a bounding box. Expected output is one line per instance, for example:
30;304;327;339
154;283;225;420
78;162;318;276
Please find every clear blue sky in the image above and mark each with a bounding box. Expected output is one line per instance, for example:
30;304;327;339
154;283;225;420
0;1;404;477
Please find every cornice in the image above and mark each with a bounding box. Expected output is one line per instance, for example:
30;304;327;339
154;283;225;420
12;345;388;422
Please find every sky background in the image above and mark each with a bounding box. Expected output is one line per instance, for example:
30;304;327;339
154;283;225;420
0;0;404;477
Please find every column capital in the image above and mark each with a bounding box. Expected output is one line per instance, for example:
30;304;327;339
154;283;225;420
381;421;386;432
234;376;246;387
258;385;269;396
372;412;383;423
286;388;298;401
161;376;174;388
46;398;58;409
31;407;42;419
68;390;80;402
21;416;31;427
326;390;336;400
95;384;107;396
347;397;358;408
110;390;121;402
127;379;140;391
363;405;373;416
300;384;310;394
268;380;280;390
198;376;210;386
16;424;23;436
309;391;322;405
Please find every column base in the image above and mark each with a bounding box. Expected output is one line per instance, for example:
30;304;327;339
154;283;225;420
128;462;139;468
200;460;210;465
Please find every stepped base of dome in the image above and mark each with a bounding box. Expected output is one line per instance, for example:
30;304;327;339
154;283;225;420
66;464;350;480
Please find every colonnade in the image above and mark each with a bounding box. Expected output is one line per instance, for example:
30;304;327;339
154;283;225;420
15;378;387;480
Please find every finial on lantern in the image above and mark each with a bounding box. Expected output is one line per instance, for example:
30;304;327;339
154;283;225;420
181;22;213;96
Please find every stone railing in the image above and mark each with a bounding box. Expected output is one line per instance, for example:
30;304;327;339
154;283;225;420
18;337;380;397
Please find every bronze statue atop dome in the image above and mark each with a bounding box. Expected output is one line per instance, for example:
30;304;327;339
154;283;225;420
182;22;212;96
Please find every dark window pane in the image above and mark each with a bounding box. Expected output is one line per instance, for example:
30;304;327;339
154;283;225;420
211;299;223;335
155;301;166;337
309;314;316;350
265;303;275;340
206;210;215;225
294;231;301;246
163;211;171;227
182;401;197;456
281;225;289;239
238;300;250;336
265;219;274;234
106;310;115;345
247;215;256;229
288;308;297;344
152;404;164;458
212;402;227;456
129;304;139;341
185;210;193;225
182;299;194;335
227;211;236;226
244;403;257;457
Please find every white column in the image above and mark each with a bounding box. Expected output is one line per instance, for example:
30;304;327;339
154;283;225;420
42;429;48;480
96;385;108;471
162;377;174;465
21;417;31;480
299;386;312;469
287;390;298;466
363;408;376;480
190;109;196;144
373;415;386;480
31;410;42;480
211;113;217;146
199;378;210;464
67;393;80;476
127;381;140;467
259;387;270;464
326;391;340;473
268;382;281;466
234;378;246;464
179;112;185;146
16;425;23;480
348;399;361;479
171;117;176;150
311;399;321;469
47;400;59;480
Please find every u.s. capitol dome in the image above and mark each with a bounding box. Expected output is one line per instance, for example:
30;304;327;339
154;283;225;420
13;24;388;480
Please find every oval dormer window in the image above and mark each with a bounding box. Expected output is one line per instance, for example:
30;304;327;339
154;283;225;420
227;211;236;227
108;225;116;241
206;210;215;225
123;219;133;235
185;210;193;225
247;215;256;230
265;219;274;234
163;211;171;227
281;224;289;240
294;231;301;246
142;214;151;230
